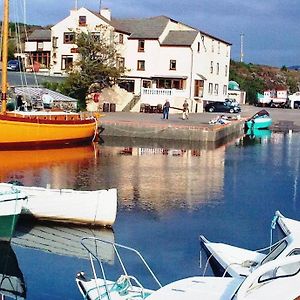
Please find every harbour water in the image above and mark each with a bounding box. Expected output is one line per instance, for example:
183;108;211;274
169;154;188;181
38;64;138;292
1;131;300;299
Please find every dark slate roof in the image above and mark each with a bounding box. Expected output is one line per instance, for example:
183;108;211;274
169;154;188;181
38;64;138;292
111;16;170;39
89;11;231;45
28;29;51;41
161;30;198;46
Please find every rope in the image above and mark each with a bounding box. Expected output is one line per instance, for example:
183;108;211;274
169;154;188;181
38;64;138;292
270;214;279;252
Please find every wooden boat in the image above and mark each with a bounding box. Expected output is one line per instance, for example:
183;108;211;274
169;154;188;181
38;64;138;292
0;183;117;227
200;211;300;278
76;237;300;300
245;109;272;130
0;241;26;299
0;0;98;149
0;185;27;242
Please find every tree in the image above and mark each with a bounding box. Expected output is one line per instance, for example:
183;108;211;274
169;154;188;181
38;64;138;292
64;26;125;110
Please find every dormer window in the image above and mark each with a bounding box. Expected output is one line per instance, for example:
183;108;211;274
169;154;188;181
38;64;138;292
79;16;86;26
138;40;145;52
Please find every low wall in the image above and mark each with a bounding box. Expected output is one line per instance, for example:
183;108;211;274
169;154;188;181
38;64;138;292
99;119;245;142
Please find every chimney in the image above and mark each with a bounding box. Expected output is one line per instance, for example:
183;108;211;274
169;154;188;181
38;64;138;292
100;8;111;21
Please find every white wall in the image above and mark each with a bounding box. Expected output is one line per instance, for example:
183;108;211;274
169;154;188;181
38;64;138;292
51;7;113;74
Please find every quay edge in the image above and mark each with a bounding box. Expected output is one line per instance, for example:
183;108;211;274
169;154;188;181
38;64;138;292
99;118;246;142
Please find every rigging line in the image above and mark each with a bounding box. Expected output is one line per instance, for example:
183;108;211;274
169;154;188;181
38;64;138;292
12;0;27;88
22;0;39;87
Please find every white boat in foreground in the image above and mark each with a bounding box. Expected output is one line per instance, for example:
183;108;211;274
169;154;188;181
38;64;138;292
0;185;27;242
275;210;300;236
76;237;300;300
200;210;300;277
0;183;117;227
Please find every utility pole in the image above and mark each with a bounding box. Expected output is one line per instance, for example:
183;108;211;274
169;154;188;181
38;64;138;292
75;0;78;10
99;0;102;12
240;33;244;63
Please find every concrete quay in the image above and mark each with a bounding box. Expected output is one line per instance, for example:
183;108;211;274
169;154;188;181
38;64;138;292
99;105;300;143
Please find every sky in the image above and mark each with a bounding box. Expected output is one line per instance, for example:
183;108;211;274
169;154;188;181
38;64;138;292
5;0;300;67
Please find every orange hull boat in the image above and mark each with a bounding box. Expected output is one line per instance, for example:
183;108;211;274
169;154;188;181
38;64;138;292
0;111;98;149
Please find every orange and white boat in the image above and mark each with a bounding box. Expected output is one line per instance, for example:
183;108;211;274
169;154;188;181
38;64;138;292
0;0;98;149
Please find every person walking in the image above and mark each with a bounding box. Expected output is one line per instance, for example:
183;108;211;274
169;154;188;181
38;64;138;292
162;99;170;119
182;99;189;120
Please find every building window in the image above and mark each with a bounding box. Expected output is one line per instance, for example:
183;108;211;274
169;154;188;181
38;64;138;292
137;60;145;71
64;32;75;44
225;65;228;76
52;37;58;48
37;42;44;51
216;63;220;75
210;61;213;74
142;80;151;88
156;78;184;90
91;33;101;43
197;42;200;52
218;41;221;54
208;83;213;94
79;16;87;26
138;40;145;52
117;57;125;69
214;84;219;95
169;60;176;70
223;85;227;96
119;34;124;44
226;45;229;57
61;55;73;70
211;39;214;52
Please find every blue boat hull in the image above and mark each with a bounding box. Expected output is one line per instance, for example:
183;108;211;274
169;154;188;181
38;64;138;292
246;117;272;130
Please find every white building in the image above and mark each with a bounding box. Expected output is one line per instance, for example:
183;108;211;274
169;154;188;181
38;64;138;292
24;29;52;71
32;7;232;113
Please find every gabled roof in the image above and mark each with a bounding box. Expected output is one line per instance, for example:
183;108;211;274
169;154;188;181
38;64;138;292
88;9;113;26
28;29;51;41
111;16;170;39
161;30;198;46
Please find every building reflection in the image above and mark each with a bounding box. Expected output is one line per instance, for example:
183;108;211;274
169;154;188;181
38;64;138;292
98;142;226;211
0;138;229;212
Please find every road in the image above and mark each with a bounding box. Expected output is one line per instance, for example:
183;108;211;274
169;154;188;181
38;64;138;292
0;70;65;86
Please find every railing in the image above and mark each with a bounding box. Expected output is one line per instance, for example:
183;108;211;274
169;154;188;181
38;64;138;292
79;237;162;300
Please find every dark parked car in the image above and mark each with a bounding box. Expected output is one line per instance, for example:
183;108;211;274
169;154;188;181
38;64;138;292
205;101;241;113
7;60;22;71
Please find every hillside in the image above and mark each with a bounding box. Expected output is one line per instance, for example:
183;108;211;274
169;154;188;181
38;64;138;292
229;60;300;104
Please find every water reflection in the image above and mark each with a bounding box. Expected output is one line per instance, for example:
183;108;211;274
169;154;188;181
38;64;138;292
13;221;115;264
0;145;99;187
0;137;232;215
236;129;272;147
0;241;26;300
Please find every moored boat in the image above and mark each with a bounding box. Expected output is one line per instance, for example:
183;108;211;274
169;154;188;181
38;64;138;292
0;183;117;227
0;0;99;149
0;111;99;149
245;109;272;130
76;237;300;300
200;211;300;278
0;186;27;242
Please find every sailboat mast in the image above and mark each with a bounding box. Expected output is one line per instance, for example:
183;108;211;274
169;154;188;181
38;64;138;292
1;0;9;113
